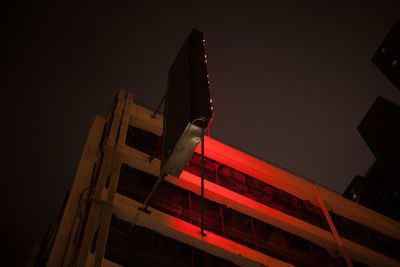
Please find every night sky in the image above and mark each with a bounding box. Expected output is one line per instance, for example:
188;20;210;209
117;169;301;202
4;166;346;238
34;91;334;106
3;1;400;266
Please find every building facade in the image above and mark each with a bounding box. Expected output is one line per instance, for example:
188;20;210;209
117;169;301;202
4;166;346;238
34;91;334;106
31;90;400;266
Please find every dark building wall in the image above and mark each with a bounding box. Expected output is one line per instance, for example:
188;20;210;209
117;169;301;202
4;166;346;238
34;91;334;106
344;164;400;221
344;96;400;221
372;21;400;90
343;175;377;207
357;96;400;176
363;163;400;220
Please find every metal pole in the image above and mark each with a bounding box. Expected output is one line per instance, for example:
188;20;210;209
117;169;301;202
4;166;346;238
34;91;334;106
142;173;165;212
151;94;166;118
200;128;205;236
311;183;354;267
129;173;165;232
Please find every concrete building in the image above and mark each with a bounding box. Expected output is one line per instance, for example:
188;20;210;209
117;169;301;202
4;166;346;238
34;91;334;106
30;90;400;266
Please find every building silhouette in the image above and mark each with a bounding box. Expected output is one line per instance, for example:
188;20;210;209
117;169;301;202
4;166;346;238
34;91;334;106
343;97;400;221
372;21;400;91
28;90;400;266
344;20;400;221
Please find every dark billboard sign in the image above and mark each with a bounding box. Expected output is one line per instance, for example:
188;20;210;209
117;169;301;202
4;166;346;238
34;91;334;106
161;29;213;177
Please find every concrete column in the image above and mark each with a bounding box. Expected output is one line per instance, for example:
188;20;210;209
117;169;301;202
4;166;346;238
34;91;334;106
46;115;106;267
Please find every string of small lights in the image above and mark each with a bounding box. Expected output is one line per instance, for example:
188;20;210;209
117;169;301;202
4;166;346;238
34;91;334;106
203;38;214;137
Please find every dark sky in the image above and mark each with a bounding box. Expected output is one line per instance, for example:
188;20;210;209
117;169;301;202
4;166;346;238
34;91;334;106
3;1;399;266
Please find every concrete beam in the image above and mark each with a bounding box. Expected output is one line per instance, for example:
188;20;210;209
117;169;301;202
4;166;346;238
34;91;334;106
128;103;163;136
121;146;400;267
165;172;399;267
113;193;293;267
93;92;133;267
125;104;400;241
195;136;400;242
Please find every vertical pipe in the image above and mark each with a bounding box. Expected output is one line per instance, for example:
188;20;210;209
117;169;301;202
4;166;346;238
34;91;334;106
219;205;225;237
201;128;205;236
215;165;219;185
151;94;166;118
215;165;225;237
189;192;192;224
250;218;258;250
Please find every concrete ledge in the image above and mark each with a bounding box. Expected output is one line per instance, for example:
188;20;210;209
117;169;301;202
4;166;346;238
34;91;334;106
113;193;293;267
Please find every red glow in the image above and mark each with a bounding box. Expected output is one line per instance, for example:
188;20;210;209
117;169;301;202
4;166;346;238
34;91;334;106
205;59;208;63
193;136;314;203
167;171;313;240
210;99;213;103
